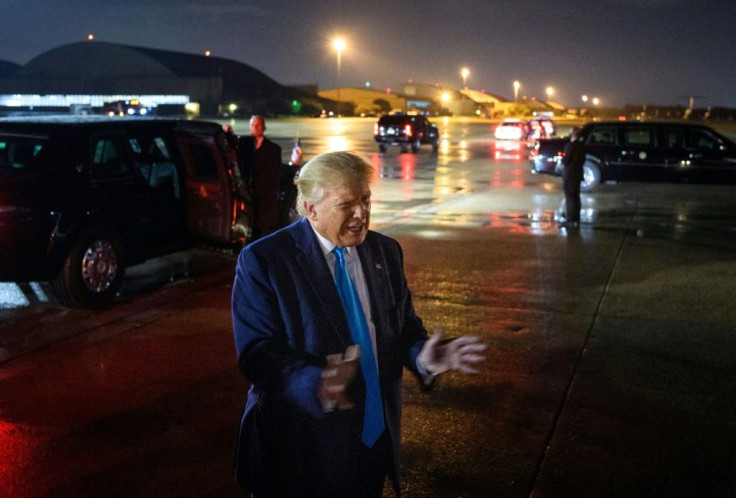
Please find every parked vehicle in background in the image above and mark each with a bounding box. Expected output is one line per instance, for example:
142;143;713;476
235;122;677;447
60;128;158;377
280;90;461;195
373;113;440;153
494;118;532;142
101;99;151;117
0;116;246;308
529;117;557;139
530;121;736;191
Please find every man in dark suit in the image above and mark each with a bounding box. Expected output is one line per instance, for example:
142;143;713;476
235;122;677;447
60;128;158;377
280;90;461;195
232;151;486;497
561;126;586;229
238;115;283;240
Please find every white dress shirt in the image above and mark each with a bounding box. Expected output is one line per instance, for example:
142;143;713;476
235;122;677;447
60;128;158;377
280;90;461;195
311;227;379;367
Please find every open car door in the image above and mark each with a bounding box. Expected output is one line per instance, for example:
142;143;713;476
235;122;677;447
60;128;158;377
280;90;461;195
176;134;234;244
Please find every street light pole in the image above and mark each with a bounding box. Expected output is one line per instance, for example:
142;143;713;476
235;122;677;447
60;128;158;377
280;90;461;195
333;38;345;116
461;67;469;89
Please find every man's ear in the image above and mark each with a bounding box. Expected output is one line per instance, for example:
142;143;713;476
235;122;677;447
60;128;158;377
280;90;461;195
304;201;317;220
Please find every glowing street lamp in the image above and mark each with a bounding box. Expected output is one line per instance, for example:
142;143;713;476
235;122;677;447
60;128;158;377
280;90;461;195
461;67;470;89
513;80;520;103
592;97;600;106
545;86;554;100
581;95;589;103
333;38;345;116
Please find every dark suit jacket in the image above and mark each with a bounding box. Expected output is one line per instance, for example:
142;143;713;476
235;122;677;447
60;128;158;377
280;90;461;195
232;217;428;496
238;136;283;238
562;138;586;184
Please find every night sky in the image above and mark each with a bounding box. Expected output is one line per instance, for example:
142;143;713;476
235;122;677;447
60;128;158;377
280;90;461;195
2;0;735;108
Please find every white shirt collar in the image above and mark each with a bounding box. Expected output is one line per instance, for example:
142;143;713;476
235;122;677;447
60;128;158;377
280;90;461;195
310;223;354;259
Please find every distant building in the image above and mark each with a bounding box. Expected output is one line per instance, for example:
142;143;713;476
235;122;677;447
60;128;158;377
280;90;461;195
396;83;485;116
318;87;407;116
0;41;332;117
460;89;507;118
319;82;557;118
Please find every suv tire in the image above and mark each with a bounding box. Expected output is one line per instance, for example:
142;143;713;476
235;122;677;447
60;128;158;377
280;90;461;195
52;227;126;308
581;160;602;192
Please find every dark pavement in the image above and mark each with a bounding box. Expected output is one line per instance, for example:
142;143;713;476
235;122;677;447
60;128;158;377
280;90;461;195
1;182;735;497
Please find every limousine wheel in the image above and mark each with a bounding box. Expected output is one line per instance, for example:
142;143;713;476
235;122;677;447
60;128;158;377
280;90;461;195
581;160;601;192
51;227;126;309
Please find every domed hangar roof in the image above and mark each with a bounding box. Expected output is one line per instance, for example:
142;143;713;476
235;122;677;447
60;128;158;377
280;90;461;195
1;41;328;115
0;60;21;77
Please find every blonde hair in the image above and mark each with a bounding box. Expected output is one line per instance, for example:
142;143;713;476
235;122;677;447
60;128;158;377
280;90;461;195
295;151;374;215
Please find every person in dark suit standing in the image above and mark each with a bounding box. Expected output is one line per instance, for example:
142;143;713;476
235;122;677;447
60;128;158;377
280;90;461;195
232;151;486;497
561;126;586;228
238;115;283;240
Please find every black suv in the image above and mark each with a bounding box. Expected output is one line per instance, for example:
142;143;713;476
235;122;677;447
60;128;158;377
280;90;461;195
531;121;736;191
373;114;440;153
0;116;246;308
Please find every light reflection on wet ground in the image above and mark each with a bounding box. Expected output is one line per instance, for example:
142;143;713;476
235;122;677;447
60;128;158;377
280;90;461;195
2;118;736;497
3;117;735;310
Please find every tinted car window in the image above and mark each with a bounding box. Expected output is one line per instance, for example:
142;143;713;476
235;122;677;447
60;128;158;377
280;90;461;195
624;128;654;146
0;136;45;174
91;136;132;178
131;135;181;198
665;129;684;148
379;115;426;126
689;130;719;151
588;127;616;145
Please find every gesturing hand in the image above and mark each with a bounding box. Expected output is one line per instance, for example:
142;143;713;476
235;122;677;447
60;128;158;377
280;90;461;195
318;345;360;412
417;329;487;375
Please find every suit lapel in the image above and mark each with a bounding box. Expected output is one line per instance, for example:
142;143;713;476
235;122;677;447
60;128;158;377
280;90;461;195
357;236;393;356
292;218;353;348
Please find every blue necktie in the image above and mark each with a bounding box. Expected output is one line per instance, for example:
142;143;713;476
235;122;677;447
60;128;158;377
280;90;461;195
332;247;385;447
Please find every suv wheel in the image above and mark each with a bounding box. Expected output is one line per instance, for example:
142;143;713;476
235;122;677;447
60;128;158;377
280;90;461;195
581;160;601;192
411;140;421;153
400;144;408;153
51;227;125;308
379;143;387;153
432;138;440;152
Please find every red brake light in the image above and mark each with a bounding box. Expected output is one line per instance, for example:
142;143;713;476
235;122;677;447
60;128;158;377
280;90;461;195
404;124;413;137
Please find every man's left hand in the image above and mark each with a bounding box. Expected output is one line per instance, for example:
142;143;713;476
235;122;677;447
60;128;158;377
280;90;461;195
418;329;487;375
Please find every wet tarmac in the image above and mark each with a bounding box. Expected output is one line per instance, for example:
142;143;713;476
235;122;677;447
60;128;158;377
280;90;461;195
1;118;735;497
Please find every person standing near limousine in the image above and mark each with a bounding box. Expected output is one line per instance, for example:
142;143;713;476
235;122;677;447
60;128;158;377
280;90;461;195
238;115;283;240
561;126;585;228
232;151;487;497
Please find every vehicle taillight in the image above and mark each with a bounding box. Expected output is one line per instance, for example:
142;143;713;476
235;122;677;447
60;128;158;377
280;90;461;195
404;124;413;137
373;123;379;136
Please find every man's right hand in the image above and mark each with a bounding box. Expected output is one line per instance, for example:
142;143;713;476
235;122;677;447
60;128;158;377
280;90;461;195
318;345;360;412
